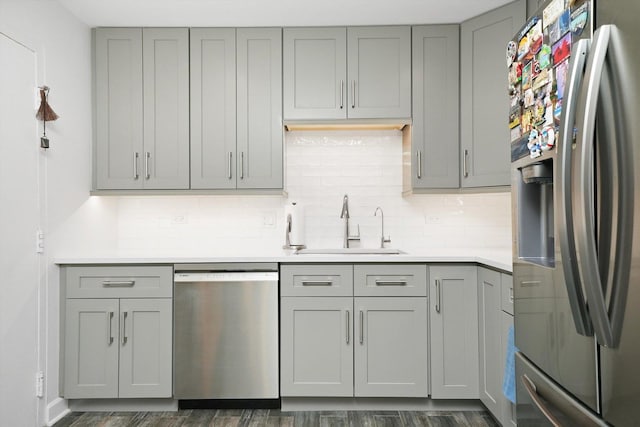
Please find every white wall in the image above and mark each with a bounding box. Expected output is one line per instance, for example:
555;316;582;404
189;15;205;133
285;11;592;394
0;1;118;425
113;131;512;256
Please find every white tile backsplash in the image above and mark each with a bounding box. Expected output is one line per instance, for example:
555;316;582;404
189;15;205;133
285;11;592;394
113;131;512;256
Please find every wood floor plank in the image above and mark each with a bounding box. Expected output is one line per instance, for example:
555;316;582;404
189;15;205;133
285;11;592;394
54;408;497;427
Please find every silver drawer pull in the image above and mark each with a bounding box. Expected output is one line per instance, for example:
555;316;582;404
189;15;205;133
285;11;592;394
509;287;514;303
374;280;407;286
521;281;541;287
102;280;135;287
301;280;333;286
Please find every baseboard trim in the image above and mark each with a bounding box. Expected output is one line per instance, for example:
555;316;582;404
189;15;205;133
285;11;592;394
281;397;485;412
68;398;178;412
46;398;70;426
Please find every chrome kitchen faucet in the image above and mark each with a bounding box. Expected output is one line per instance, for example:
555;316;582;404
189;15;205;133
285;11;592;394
340;194;360;248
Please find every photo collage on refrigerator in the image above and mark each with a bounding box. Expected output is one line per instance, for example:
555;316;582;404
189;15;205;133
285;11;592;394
507;0;590;160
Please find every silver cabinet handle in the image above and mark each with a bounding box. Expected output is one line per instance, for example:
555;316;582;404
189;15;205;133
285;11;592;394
374;280;407;286
228;152;233;179
346;310;350;344
435;279;441;313
121;311;128;345
102;280;135;287
145;152;150;179
301;280;332;286
521;375;563;427
509;287;514;303
417;151;422;179
351;80;356;109
240;152;244;180
340;80;344;109
463;149;469;178
359;310;364;344
107;311;114;345
133;152;139;180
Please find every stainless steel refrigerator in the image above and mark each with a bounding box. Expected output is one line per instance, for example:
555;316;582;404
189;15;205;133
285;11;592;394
509;0;640;425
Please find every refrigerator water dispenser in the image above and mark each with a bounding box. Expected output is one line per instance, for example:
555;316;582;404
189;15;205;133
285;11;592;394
516;160;555;267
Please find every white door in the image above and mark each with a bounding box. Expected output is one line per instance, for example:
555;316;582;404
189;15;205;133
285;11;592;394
0;33;40;427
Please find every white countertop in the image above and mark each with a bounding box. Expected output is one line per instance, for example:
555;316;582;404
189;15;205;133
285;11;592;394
54;248;512;273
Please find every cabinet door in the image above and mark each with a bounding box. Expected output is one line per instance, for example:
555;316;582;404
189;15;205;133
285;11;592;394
236;28;283;189
280;297;353;397
64;299;119;398
354;297;428;397
95;28;143;190
283;27;347;120
429;265;479;398
118;298;172;398
347;27;411;119
142;28;190;189
411;25;460;189
478;267;502;417
190;28;237;189
501;311;517;426
460;0;526;187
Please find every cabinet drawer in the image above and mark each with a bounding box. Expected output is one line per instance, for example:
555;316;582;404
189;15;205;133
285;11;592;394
501;273;514;315
354;264;427;296
280;264;353;296
64;265;173;298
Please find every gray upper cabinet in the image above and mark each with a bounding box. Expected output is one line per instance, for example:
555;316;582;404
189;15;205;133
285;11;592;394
283;26;411;121
283;27;347;120
190;28;237;189
460;0;526;187
142;28;190;189
95;28;144;190
347;26;411;119
429;265;479;399
95;27;189;190
236;28;283;189
411;25;460;189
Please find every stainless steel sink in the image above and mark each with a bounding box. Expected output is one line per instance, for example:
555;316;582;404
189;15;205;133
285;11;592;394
295;248;404;255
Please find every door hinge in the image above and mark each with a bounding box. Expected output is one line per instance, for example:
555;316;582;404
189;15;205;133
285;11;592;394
36;229;44;254
36;371;44;398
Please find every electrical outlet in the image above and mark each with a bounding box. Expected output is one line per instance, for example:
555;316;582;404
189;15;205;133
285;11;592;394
171;215;188;225
262;211;276;228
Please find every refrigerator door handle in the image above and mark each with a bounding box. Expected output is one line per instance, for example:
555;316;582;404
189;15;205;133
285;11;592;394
521;374;563;427
557;38;593;337
574;25;633;349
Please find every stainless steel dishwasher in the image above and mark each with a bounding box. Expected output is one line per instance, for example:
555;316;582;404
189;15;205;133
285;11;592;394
173;263;279;400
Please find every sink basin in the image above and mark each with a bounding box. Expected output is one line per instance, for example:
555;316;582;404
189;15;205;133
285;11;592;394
295;248;404;255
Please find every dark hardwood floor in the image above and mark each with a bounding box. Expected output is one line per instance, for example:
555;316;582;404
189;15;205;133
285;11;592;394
53;409;499;427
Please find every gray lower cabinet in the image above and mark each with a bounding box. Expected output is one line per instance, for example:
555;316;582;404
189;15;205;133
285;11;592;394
236;28;283;189
460;0;526;187
354;297;428;397
280;263;428;398
283;26;411;120
61;265;173;399
478;268;516;426
429;265;479;399
95;28;189;190
280;297;354;397
409;25;460;190
478;267;502;415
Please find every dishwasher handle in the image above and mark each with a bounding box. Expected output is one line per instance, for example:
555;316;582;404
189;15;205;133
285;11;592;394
174;272;279;283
